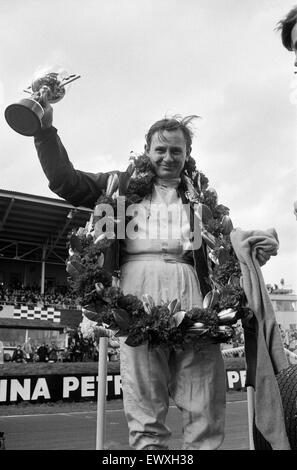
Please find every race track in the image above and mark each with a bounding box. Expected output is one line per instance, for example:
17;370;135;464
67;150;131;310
0;399;249;450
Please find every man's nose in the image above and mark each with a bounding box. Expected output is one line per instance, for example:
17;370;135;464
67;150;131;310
163;149;173;161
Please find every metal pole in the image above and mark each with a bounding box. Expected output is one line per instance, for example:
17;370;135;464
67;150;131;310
41;245;46;294
247;386;255;450
23;264;28;287
96;336;109;450
0;341;4;364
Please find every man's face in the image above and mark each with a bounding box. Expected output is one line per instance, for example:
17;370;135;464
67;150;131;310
291;22;297;67
146;129;188;179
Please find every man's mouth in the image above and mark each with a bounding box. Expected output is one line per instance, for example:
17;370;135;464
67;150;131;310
160;165;175;170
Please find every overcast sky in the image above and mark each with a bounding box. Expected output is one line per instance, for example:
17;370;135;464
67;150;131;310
0;0;296;291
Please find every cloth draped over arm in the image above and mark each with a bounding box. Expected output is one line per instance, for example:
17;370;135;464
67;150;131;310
230;227;290;450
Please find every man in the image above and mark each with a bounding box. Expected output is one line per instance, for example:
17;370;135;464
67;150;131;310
11;345;26;363
37;342;49;362
276;9;297;220
32;99;272;449
276;6;297;64
48;341;58;363
23;337;33;362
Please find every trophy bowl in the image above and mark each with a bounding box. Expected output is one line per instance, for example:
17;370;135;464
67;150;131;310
4;68;80;136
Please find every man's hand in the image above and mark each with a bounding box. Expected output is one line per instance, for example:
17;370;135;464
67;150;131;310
256;248;275;266
38;87;53;129
41;100;53;129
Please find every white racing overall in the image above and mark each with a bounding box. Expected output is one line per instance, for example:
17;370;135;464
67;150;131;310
120;179;226;450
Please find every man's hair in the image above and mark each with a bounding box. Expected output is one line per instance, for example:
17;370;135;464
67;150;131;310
276;6;297;50
145;115;199;155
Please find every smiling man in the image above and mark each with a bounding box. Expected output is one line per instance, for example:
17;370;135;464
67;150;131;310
32;102;274;449
32;110;226;450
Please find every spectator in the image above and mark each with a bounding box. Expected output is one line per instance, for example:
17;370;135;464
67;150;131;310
48;342;58;362
22;338;33;362
37;343;49;362
61;347;73;362
289;332;297;353
72;340;83;362
32;346;39;363
11;345;26;363
108;337;120;362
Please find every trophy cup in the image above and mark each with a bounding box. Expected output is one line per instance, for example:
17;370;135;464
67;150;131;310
4;68;80;136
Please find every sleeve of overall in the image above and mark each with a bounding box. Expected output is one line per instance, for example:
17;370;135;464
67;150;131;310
34;126;110;209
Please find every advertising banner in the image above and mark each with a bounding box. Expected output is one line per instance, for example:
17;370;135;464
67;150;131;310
0;374;122;405
0;369;247;405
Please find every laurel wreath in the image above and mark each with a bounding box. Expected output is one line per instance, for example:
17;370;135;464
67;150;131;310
66;153;252;349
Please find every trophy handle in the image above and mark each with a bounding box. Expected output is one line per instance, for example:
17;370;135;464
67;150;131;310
60;74;81;87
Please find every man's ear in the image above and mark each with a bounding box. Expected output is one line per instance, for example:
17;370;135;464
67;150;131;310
144;144;149;155
186;146;192;161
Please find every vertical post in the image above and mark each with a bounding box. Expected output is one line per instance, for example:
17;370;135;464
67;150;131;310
0;341;4;364
41;245;46;294
64;331;69;348
96;336;109;450
247;386;255;450
23;264;28;287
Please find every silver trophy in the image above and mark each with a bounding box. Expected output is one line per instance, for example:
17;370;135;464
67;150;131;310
4;68;80;136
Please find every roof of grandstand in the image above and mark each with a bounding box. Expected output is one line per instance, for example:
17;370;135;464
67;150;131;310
0;189;92;265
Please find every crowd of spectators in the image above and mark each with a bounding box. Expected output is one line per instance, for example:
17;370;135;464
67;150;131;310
279;326;297;355
0;285;82;310
9;340;64;363
221;323;245;356
6;323;297;363
0;282;293;311
7;327;120;364
221;322;297;358
266;281;293;295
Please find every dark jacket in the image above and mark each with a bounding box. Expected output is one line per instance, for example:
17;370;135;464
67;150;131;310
34;127;211;298
37;345;48;361
12;348;25;362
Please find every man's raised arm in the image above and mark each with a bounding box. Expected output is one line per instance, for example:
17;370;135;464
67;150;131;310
33;100;109;209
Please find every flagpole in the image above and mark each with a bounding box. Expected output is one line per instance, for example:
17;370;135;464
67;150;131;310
96;336;109;450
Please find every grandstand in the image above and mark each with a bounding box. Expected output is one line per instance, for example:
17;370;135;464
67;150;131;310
0;189;92;292
0;189;92;355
